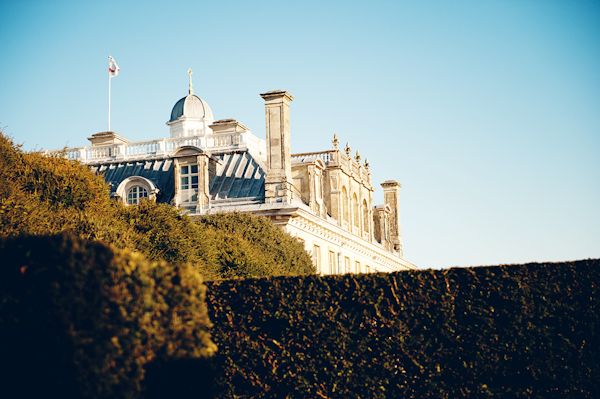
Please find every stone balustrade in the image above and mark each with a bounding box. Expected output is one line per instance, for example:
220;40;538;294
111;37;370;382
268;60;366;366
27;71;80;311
291;150;333;163
291;149;370;183
44;132;265;164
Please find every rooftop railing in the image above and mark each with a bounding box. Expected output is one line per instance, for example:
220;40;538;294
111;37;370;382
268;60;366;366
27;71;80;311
44;132;266;164
291;150;334;163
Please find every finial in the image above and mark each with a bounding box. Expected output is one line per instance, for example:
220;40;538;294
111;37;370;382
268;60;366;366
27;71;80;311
355;150;361;163
344;142;352;156
188;68;194;95
364;158;370;170
332;133;339;148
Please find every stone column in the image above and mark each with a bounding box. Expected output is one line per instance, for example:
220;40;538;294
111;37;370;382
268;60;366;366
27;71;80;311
260;90;294;203
381;180;403;255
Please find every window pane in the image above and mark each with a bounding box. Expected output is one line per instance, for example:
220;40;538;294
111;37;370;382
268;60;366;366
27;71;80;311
191;176;198;188
181;165;189;175
191;165;198;174
181;176;189;189
127;186;148;205
127;189;135;205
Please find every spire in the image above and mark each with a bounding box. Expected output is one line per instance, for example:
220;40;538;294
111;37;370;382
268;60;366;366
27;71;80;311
188;68;194;95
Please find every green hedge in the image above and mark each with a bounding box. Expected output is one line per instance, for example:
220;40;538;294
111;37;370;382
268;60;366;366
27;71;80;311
206;260;599;398
0;233;216;399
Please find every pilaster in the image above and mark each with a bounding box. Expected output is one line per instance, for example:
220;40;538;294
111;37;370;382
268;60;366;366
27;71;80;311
195;153;212;212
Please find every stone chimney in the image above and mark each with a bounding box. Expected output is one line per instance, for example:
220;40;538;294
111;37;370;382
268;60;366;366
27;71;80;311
260;90;294;203
381;180;403;255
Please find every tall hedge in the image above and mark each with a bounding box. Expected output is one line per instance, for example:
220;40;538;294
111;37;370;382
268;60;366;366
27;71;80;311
206;260;599;398
0;233;216;399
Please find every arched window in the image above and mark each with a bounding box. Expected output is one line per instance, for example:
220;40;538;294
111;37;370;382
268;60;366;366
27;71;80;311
342;186;349;223
353;193;359;228
115;176;159;206
127;186;148;205
363;199;369;232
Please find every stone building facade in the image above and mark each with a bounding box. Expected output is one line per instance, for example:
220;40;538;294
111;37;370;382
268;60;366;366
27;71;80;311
51;82;417;274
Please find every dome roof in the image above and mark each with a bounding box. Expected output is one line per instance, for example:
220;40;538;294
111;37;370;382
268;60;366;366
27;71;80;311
169;94;214;122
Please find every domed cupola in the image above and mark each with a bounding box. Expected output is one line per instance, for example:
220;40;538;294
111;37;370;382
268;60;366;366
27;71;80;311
169;94;214;122
166;69;214;138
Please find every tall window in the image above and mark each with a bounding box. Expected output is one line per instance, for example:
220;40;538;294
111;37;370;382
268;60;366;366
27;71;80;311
342;186;349;223
353;193;359;228
313;244;321;273
180;164;199;205
344;257;350;274
363;199;369;233
329;251;336;275
355;260;361;274
127;186;148;205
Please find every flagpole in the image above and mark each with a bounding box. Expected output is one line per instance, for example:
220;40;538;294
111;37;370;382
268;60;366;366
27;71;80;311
108;55;119;132
108;69;111;132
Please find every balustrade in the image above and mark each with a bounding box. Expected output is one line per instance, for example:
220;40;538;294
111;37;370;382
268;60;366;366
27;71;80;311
208;133;242;148
291;150;332;163
86;145;120;160
126;141;159;155
48;132;255;164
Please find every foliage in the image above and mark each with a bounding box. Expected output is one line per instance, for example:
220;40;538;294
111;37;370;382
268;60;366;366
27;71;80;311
198;212;315;278
0;132;131;243
0;132;315;280
0;233;216;399
118;201;315;280
206;260;600;398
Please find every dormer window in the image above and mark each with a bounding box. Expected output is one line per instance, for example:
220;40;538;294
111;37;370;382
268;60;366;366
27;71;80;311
127;186;148;205
115;176;159;206
180;164;199;205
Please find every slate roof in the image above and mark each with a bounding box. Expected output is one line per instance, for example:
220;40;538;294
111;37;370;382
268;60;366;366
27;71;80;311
210;151;265;200
90;150;265;204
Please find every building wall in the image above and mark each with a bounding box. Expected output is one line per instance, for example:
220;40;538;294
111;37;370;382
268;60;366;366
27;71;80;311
276;210;416;274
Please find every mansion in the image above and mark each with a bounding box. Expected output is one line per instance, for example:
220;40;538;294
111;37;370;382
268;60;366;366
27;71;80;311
51;77;417;274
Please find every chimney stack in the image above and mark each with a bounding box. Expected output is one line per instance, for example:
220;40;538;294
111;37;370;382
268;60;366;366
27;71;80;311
381;180;403;255
260;90;294;203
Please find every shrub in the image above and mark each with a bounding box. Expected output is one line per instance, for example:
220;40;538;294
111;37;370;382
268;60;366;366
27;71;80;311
198;212;315;278
0;132;315;280
0;233;216;399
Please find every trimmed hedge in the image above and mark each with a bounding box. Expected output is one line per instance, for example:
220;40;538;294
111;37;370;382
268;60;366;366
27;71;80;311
0;234;216;399
206;260;599;398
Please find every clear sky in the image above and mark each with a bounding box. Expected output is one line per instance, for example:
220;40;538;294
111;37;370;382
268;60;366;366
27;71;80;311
1;0;599;269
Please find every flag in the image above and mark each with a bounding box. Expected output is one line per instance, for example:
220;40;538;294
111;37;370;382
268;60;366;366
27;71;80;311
109;56;120;78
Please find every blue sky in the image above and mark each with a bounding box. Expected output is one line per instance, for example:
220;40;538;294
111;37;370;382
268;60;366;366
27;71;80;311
1;0;599;269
